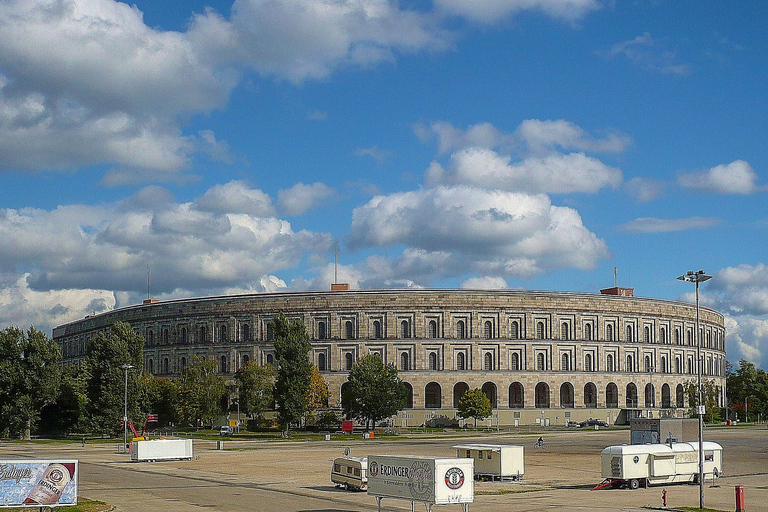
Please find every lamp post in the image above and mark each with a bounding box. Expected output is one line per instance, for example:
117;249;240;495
122;364;134;454
677;269;712;509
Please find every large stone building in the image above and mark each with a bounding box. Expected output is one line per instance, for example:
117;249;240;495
53;287;726;427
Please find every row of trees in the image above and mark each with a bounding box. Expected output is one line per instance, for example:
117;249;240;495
0;315;415;439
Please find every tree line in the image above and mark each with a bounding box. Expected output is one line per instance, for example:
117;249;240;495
0;314;421;439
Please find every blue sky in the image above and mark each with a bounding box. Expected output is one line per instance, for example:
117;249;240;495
1;1;767;368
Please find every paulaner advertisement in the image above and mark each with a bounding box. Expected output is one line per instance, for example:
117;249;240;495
0;460;78;508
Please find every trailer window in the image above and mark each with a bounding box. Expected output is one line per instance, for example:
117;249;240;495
334;464;341;472
466;450;471;458
477;451;483;459
487;452;492;459
705;451;714;461
354;468;360;476
347;466;352;474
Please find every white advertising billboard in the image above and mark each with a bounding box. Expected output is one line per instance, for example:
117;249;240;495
0;460;78;508
367;455;473;505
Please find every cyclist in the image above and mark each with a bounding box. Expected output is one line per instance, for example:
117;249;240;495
535;436;544;447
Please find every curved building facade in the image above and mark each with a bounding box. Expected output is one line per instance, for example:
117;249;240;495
53;288;726;427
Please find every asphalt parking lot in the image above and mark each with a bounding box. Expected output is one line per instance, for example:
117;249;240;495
2;425;766;511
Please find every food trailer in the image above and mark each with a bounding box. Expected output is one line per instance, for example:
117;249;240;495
367;455;474;512
331;456;368;491
452;444;524;481
130;438;193;462
598;441;722;489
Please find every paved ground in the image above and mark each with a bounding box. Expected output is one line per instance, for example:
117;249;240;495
1;426;766;511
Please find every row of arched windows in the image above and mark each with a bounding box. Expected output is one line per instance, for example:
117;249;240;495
370;381;694;410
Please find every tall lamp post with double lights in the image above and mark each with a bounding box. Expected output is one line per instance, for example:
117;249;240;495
122;364;134;454
677;270;712;509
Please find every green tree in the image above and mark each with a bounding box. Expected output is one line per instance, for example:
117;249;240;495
684;379;722;423
726;359;768;421
177;356;226;427
341;354;407;430
457;388;492;428
139;376;180;429
272;313;313;434
84;322;144;436
234;362;276;422
40;364;90;435
0;327;61;439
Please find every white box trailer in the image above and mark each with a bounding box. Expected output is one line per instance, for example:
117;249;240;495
331;456;368;491
452;444;524;481
600;441;722;489
130;439;193;462
368;455;473;512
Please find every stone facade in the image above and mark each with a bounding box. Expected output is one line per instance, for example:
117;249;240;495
53;289;726;426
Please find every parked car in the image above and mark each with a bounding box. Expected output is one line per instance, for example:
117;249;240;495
219;425;234;435
580;418;609;428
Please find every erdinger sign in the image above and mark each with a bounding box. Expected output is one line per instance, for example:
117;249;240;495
0;460;78;508
368;455;473;512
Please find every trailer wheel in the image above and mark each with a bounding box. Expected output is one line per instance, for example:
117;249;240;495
629;479;640;490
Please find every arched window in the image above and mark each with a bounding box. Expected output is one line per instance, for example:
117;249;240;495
345;352;354;371
606;323;613;342
147;329;154;346
456;352;465;371
660;327;667;344
181;328;187;344
318;321;326;340
510;353;520;371
510;321;519;340
482;382;498;408
220;325;227;343
400;352;409;371
456;320;466;339
484;321;492;339
675;329;681;345
676;384;685;408
180;357;187;373
686;329;692;346
585;353;594;372
644;355;652;372
403;382;414;408
606;354;615;372
661;356;668;373
373;320;382;339
163;357;169;374
644;326;650;343
626;354;634;373
148;359;154;374
318;353;326;371
509;382;524;408
242;354;249;366
428;352;437;370
400;320;410;339
536;353;546;371
661;383;671;408
626;325;633;342
645;383;654;407
536;321;545;340
345;321;354;340
242;324;250;341
675;357;681;374
220;355;227;373
428;320;437;339
535;382;550;408
266;324;274;341
606;383;619;408
425;382;442;409
626;383;638;408
561;323;570;341
453;382;469;408
266;354;274;365
560;382;574;408
200;326;208;344
484;352;493;371
162;329;169;345
561;353;570;372
584;323;592;341
584;382;597;408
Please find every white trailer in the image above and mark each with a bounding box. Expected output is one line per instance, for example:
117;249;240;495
130;439;193;462
331;456;368;491
452;444;524;481
367;455;473;512
599;441;722;489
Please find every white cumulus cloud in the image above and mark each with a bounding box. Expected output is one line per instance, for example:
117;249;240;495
679;160;762;195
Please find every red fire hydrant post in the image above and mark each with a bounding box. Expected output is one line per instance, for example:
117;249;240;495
662;488;667;507
735;485;745;512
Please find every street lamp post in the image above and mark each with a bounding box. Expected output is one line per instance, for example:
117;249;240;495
122;364;134;454
677;269;712;510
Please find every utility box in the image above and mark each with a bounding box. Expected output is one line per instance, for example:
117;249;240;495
130;439;193;462
630;418;699;444
452;444;524;481
368;455;474;511
600;441;722;489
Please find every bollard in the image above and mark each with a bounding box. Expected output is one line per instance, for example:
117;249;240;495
662;488;667;507
735;485;745;512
